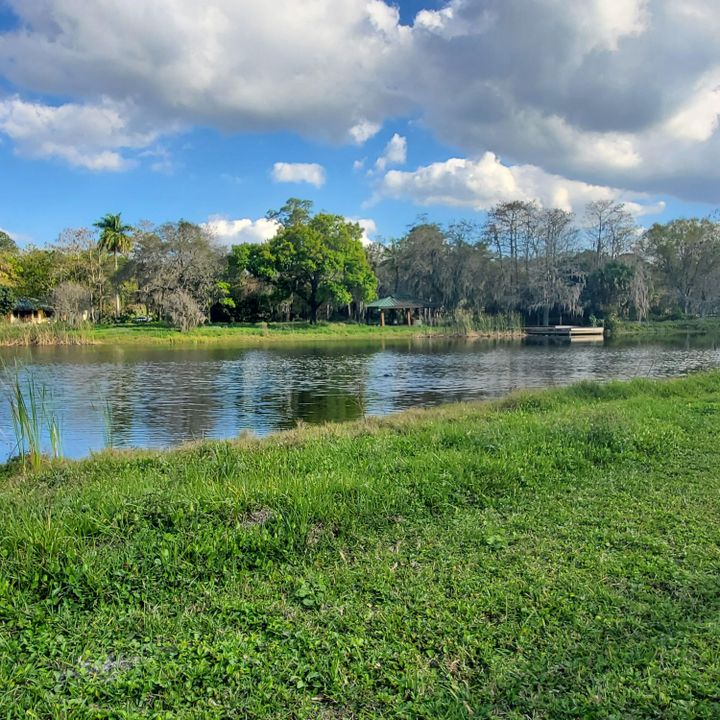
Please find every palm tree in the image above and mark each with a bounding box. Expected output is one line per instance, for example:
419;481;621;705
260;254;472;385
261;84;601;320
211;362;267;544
94;213;134;317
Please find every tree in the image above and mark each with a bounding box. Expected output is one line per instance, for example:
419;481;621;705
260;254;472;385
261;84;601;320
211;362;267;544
484;201;538;306
642;218;720;316
51;282;92;326
250;201;376;323
53;228;112;321
266;198;313;228
161;289;206;332
14;248;57;301
0;285;16;317
529;208;583;325
94;212;134;316
126;220;225;329
584;200;637;264
582;261;635;318
0;230;18;253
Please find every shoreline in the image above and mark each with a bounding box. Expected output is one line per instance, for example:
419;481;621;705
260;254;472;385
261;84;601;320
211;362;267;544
0;316;718;348
0;322;526;348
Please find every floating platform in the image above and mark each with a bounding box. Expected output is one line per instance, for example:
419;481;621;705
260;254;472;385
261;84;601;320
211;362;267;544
524;325;605;340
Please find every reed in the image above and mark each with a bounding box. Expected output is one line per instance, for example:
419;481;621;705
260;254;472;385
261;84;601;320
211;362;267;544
0;322;91;347
5;366;62;470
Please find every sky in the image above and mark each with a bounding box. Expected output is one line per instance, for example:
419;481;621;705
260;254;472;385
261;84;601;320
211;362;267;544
0;0;719;248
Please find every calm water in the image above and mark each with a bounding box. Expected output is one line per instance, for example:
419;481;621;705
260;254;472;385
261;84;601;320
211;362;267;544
1;335;719;460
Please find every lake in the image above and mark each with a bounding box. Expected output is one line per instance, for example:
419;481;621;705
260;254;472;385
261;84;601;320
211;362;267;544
1;335;719;460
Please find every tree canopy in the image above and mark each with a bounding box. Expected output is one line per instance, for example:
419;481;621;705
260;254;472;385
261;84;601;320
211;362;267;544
248;202;376;323
5;198;720;329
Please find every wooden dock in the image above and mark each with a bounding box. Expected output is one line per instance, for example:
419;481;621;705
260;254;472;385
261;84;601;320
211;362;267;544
524;325;605;340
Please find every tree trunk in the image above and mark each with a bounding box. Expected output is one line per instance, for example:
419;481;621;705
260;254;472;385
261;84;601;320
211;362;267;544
543;305;550;326
308;279;320;324
114;251;121;318
309;302;319;324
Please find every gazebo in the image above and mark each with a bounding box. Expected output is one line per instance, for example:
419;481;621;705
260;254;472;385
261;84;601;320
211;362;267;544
365;296;432;326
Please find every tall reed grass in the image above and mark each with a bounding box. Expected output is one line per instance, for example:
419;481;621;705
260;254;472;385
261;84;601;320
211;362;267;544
0;322;91;347
4;366;62;471
447;309;524;334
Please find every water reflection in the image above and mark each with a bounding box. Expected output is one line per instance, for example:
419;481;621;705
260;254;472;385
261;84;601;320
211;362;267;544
0;335;718;459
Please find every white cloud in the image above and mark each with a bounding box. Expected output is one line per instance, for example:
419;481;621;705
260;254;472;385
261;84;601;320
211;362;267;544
0;0;719;203
0;95;169;170
271;162;326;187
346;217;377;245
376;152;664;216
664;69;720;142
349;120;381;144
375;133;407;171
0;0;410;143
353;158;366;172
567;0;649;52
204;216;280;245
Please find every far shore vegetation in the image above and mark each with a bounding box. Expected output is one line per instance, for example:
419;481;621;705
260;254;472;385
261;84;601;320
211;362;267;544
0;315;719;349
1;198;720;345
1;372;719;716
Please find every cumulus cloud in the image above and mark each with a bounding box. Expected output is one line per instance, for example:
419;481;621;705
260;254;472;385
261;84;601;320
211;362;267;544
204;216;280;245
376;152;664;216
0;0;410;141
0;0;719;203
375;133;407;171
346;217;377;245
272;162;326;187
406;0;720;200
349;120;381;144
0;96;167;170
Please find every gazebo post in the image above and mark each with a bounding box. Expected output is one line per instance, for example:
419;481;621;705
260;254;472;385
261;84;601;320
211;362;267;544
380;309;385;327
406;309;411;326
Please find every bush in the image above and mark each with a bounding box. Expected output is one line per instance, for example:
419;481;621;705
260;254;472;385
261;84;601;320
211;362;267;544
0;285;16;317
160;290;206;332
51;282;91;326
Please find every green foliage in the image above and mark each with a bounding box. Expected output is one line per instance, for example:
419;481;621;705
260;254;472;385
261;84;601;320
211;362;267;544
0;229;18;252
249;200;377;323
0;284;15;315
14;247;57;300
582;260;635;318
127;221;225;328
4;367;61;471
1;373;719;716
643;218;720;316
94;212;134;267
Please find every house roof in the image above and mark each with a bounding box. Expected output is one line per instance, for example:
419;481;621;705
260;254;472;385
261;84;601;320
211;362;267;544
366;295;431;310
14;298;54;314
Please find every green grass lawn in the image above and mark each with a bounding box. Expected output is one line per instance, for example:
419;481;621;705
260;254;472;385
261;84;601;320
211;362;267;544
1;373;719;717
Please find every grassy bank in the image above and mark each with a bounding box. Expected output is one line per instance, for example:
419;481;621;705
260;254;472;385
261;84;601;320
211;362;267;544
1;373;719;717
613;317;720;337
0;323;91;347
0;318;525;348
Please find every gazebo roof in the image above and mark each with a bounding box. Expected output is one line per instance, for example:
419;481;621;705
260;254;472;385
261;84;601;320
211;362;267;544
366;295;430;310
14;297;54;314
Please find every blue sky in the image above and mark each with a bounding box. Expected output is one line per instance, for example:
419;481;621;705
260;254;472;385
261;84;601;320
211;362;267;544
0;0;718;247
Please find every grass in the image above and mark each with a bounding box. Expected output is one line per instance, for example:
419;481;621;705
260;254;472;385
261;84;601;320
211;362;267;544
0;318;525;348
3;366;62;472
614;317;720;337
1;373;719;717
0;323;91;346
